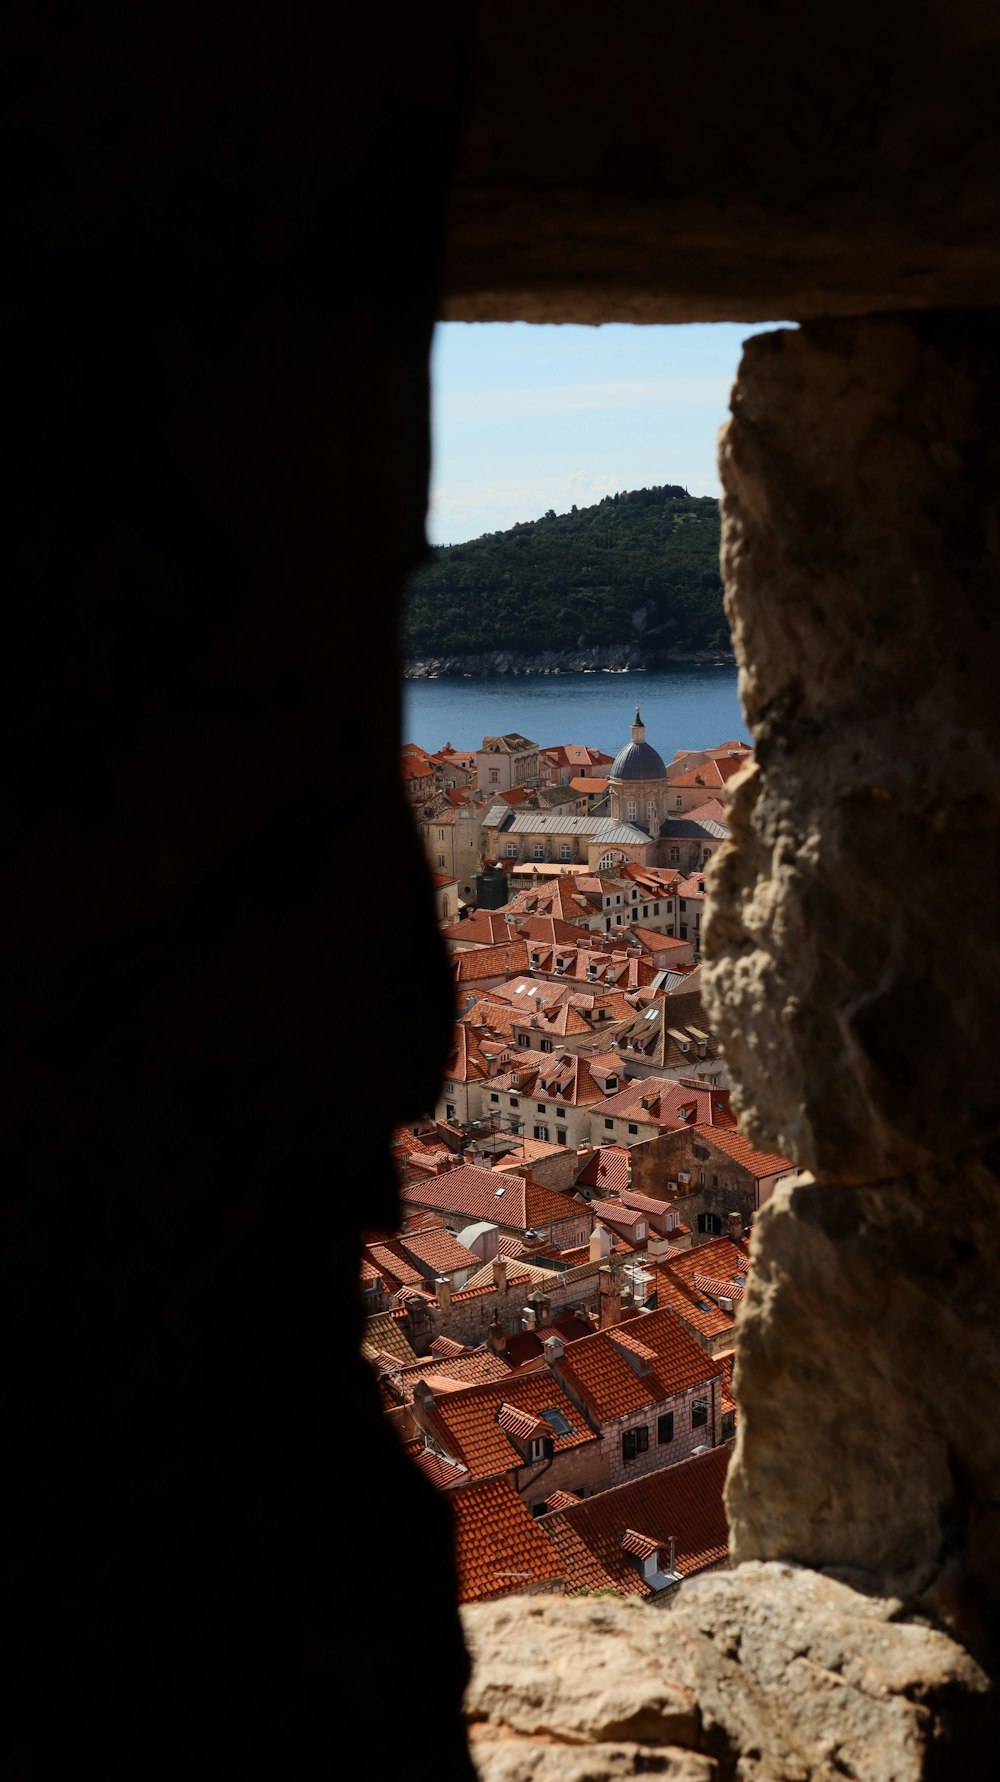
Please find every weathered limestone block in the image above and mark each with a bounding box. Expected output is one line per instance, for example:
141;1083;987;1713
705;313;1000;1180
727;1163;1000;1617
463;1565;990;1781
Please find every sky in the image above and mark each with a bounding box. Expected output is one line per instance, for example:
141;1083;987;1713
427;320;791;546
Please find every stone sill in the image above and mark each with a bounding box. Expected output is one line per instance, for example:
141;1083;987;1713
462;1561;990;1781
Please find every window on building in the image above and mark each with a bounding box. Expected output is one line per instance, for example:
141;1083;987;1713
604;1117;614;1130
506;842;518;858
626;800;637;822
533;1124;549;1141
721;1410;736;1442
529;1435;551;1463
653;901;660;913
531;844;545;859
490;1092;499;1103
615;895;621;904
540;1038;553;1052
628;1122;638;1135
437;855;446;867
679;898;687;912
621;1426;649;1463
675;795;682;807
680;924;688;939
542;1408;572;1436
556;1106;566;1119
646;802;656;828
446;1103;455;1120
642;905;648;918
657;1412;674;1445
510;1096;519;1108
692;1398;709;1428
537;1103;546;1113
556;1129;567;1144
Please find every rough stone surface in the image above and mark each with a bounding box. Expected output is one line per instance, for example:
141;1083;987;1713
726;1164;1000;1619
463;1566;990;1781
705;313;1000;1181
445;5;1000;323
703;309;1000;1652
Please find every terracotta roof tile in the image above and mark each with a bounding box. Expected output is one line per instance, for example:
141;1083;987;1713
419;1371;596;1482
361;1313;418;1367
552;1306;720;1424
450;1476;566;1603
576;1146;631;1197
693;1124;795;1177
412;1449;470;1491
541;1447;730;1597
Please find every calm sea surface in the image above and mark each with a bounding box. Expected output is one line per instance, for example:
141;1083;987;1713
402;666;747;759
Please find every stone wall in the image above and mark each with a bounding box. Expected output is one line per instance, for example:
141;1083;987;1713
704;313;1000;1634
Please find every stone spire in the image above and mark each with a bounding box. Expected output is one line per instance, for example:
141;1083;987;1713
631;704;646;745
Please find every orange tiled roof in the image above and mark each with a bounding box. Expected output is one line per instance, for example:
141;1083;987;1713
412;1449;470;1490
422;1370;596;1482
691;1124;794;1177
541;1447;730;1597
576;1146;631;1197
652;1238;750;1341
553;1306;721;1425
452;941;530;984
401;1162;585;1235
361;1313;419;1367
450;1476;566;1603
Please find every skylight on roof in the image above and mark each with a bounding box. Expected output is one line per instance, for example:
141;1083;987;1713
644;1008;658;1021
542;1407;572;1437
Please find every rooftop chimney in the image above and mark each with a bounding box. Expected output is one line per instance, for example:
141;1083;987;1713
589;1224;613;1263
492;1256;508;1293
542;1333;564;1365
599;1263;622;1329
436;1275;452;1312
727;1211;743;1242
486;1311;508;1356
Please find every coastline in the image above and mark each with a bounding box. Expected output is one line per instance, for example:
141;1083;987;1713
403;645;735;680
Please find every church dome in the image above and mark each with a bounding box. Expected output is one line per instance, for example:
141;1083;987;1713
610;705;666;780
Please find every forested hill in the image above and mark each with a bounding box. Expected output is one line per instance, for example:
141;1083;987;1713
402;485;727;659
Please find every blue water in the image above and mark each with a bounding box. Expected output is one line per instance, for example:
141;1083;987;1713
402;666;747;759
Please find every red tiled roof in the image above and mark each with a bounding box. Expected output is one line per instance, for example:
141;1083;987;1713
544;1490;581;1512
452;941;530;984
541;1447;730;1597
576;1146;631;1197
653;1237;750;1341
402;1163;587;1237
412;1449;470;1490
553;1306;720;1425
496;1402;548;1443
419;1371;596;1482
690;1123;794;1177
586;1198;648;1233
693;1273;746;1306
450;1476;566;1603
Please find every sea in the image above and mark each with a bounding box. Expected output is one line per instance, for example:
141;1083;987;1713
402;665;747;759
